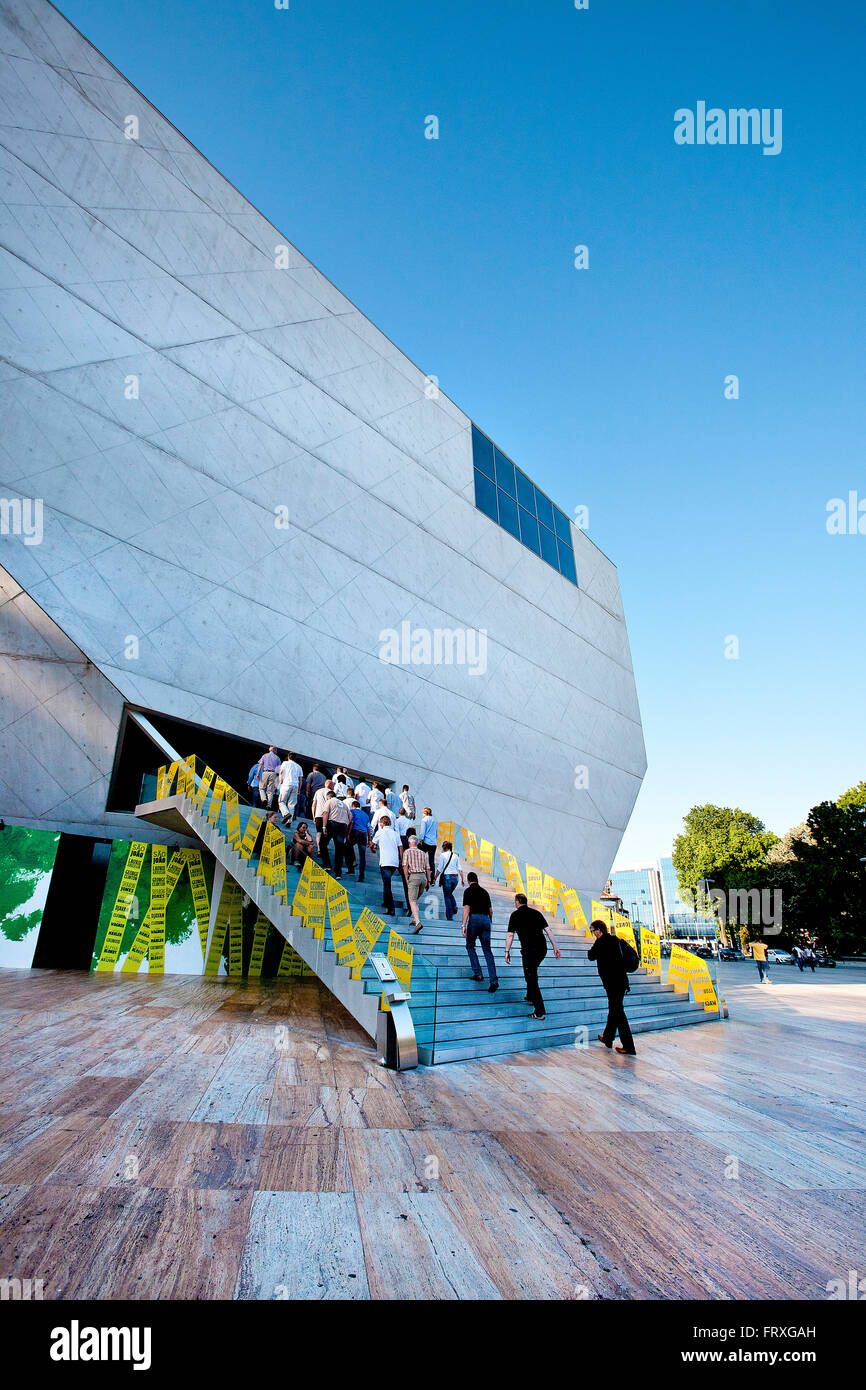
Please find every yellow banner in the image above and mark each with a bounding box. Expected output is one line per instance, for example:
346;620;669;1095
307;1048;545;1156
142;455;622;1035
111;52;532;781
121;848;188;973
227;898;244;976
499;849;525;895
327;879;362;970
558;885;590;934
352;907;385;978
305;864;328;940
382;928;413;1012
147;844;168;974
461;828;480;865
225;787;241;849
613;918;637;953
276;940;313;978
592;899;613;928
257;822;277;885
184;849;210;957
437;820;455;844
292;854;313;921
478;839;495;873
247;911;270;978
526;864;544;909
640;928;661;976
204;877;241;976
156;761;179;799
270;832;288;906
193;765;215;808
177;755;196;797
206;777;227;825
668;944;718;1011
240;810;264;859
542;874;559;915
96;841;148;971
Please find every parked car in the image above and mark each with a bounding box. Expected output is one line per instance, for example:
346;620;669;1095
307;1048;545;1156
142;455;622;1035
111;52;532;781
719;947;745;961
816;954;837;968
693;945;714;959
766;949;794;964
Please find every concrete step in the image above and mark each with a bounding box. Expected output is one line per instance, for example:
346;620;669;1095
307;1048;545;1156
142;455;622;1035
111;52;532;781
368;986;670;1009
425;997;700;1042
420;1008;720;1064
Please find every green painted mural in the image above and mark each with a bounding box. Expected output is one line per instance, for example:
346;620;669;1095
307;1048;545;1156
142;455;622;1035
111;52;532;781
0;825;61;968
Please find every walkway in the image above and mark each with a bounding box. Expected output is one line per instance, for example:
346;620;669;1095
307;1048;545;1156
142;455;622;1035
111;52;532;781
0;963;863;1299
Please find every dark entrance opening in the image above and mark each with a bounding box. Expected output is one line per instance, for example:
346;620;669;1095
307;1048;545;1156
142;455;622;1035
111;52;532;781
106;706;395;815
33;835;112;970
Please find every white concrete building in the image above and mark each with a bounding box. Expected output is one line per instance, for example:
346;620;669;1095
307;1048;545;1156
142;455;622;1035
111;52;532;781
0;0;646;912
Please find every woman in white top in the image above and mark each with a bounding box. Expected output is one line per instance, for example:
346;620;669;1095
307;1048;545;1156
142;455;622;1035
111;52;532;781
435;841;464;922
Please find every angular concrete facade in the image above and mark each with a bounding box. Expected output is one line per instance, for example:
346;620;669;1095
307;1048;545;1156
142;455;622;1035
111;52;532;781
0;0;646;906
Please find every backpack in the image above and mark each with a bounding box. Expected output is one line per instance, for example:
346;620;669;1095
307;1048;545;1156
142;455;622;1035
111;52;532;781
618;937;640;972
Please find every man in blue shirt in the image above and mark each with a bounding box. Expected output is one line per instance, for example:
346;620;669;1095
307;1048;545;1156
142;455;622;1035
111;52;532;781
347;800;372;882
256;746;282;809
417;806;438;879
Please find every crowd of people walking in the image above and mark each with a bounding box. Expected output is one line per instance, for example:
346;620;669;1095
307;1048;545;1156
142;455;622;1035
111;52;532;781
247;747;455;933
246;746;635;1042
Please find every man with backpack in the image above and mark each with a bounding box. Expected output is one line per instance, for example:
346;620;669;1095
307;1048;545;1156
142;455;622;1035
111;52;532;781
588;918;637;1056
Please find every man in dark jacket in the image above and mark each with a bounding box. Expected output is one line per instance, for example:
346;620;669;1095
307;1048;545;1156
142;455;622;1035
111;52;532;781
461;872;498;992
587;919;636;1055
505;893;562;1020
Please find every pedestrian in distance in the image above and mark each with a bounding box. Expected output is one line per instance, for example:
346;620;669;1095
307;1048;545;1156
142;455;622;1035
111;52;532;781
321;788;350;876
348;798;372;883
435;840;464;920
370;813;401;917
310;778;332;866
588;918;636;1055
402;833;431;933
751;938;770;984
291;821;317;868
395;809;414;848
417;807;438;879
255;745;281;809
461;871;498;993
278;751;303;824
505;893;561;1020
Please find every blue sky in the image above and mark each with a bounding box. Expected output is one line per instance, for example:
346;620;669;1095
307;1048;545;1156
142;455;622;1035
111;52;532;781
61;0;866;866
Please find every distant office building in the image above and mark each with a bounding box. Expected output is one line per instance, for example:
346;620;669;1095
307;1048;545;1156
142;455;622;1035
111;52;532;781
608;867;664;930
659;857;716;938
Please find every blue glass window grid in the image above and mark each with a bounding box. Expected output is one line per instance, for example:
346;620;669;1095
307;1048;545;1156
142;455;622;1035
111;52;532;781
470;427;577;586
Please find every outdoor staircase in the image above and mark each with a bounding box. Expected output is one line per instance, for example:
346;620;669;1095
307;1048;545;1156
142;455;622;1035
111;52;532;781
135;769;720;1066
335;872;720;1063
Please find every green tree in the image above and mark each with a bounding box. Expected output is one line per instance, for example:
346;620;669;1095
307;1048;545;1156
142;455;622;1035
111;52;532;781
672;804;779;927
0;826;60;942
783;800;866;953
766;822;813;865
837;780;866;809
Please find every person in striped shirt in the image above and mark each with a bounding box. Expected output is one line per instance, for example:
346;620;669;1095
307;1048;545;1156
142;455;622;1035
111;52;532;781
402;833;431;933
